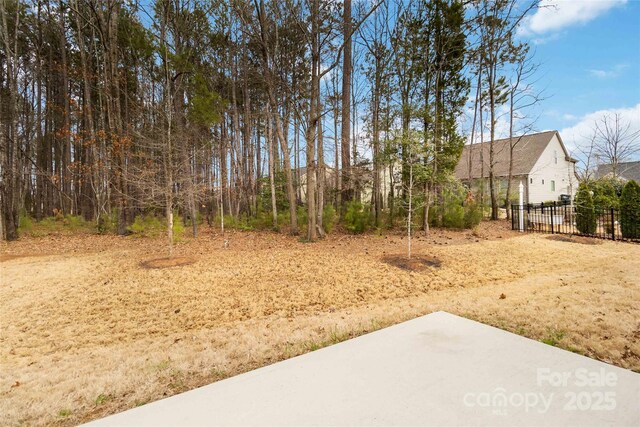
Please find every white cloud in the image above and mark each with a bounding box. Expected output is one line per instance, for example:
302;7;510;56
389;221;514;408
588;69;609;78
560;103;640;157
587;63;629;79
530;32;562;45
523;0;626;35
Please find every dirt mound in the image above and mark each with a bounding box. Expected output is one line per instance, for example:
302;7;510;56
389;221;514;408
140;256;196;269
546;235;603;245
382;254;442;272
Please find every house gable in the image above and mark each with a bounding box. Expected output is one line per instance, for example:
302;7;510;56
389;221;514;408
527;133;577;203
454;131;556;181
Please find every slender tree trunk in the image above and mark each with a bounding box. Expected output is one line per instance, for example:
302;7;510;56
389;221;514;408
58;0;72;214
469;64;482;182
340;0;352;209
305;0;320;241
266;109;277;227
73;1;97;221
255;0;298;234
220;121;229;216
316;96;326;237
372;53;381;227
489;61;498;220
0;2;20;240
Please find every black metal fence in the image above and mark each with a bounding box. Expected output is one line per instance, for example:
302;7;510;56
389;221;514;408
511;202;640;243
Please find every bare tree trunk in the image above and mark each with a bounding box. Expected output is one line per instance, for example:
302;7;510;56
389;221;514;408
305;0;320;241
489;61;498;220
255;0;298;234
58;0;72;214
372;51;381;227
505;87;515;220
332;73;340;208
340;0;352;209
267;109;277;227
469;64;482;181
220;121;229;216
479;90;485;210
72;0;97;221
160;10;174;256
316;96;326;238
0;1;20;240
268;90;298;234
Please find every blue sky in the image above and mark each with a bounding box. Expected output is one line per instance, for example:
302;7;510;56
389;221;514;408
516;0;640;158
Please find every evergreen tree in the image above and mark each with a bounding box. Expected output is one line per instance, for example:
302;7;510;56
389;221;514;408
575;183;596;235
620;180;640;239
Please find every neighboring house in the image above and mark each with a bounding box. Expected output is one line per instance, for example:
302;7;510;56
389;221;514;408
454;130;578;204
297;164;337;203
298;162;400;208
595;161;640;183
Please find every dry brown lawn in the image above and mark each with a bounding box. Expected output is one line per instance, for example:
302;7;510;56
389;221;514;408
1;221;639;426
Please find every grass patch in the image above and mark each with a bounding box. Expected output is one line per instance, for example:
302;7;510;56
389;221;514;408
95;394;112;405
58;409;72;418
541;329;566;347
153;359;172;372
303;327;352;352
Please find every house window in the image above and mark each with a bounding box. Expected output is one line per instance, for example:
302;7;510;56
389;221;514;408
554;150;558;164
542;179;545;185
530;178;533;184
551;180;556;191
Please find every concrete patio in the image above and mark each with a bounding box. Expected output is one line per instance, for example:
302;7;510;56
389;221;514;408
85;311;640;426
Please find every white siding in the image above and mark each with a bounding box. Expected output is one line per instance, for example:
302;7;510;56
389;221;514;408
527;134;576;203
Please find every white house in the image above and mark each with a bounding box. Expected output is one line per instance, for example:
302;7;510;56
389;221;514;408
454;130;578;204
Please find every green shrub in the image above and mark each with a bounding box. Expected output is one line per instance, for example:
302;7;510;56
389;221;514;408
128;214;185;238
18;212;93;236
442;202;465;229
592;177;624;210
427;177;481;230
252;210;277;231
277;211;290;229
128;215;164;237
620;180;640;239
575;184;596;235
322;205;336;234
343;201;370;234
463;201;483;228
297;206;308;233
96;211;118;234
18;211;33;235
64;215;87;231
258;171;290;213
172;214;185;240
214;214;254;231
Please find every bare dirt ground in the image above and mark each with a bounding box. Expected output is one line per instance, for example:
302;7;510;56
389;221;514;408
1;221;639;426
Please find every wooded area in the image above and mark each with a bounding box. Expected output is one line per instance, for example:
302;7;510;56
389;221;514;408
0;0;539;244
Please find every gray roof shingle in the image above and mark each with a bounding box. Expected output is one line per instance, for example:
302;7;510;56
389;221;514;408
595;161;640;182
454;130;563;180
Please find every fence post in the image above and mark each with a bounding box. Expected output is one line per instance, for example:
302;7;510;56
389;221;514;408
550;202;555;234
518;181;524;232
610;208;615;241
